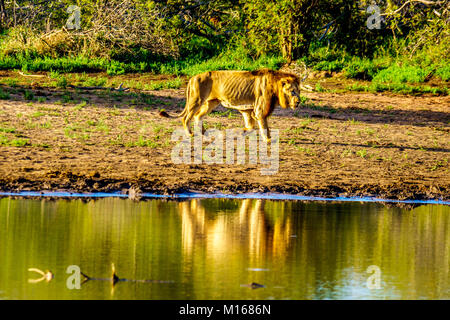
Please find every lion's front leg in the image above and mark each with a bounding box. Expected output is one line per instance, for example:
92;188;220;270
193;117;206;135
257;118;271;143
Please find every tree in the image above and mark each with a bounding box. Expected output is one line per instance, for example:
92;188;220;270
243;0;323;62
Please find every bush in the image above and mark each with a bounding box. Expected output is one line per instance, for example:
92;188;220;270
435;65;450;81
343;57;390;80
372;64;432;84
314;60;346;72
0;88;10;99
177;46;285;76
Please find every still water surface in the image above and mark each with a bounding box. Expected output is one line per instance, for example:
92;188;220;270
0;197;448;300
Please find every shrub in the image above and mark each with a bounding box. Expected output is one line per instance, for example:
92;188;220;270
372;65;432;84
344;57;390;80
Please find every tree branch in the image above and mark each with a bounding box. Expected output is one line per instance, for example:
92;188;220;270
382;0;444;16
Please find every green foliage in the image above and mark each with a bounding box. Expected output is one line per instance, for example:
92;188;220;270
0;126;15;133
24;90;34;101
0;88;10;99
146;78;183;90
343;57;390;80
435;65;450;81
181;46;285;76
347;83;448;95
56;76;68;88
107;60;126;76
303;36;448;85
84;77;107;87
372;65;432;84
0;0;447;96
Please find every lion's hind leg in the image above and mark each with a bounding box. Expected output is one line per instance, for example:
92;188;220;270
194;99;220;134
240;110;255;132
182;87;204;137
182;107;199;137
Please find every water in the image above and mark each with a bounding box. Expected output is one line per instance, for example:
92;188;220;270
1;191;449;205
0;197;448;300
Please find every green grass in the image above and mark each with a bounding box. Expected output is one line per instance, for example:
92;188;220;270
125;136;162;148
210;109;239;119
146;78;183;90
0;55;115;73
300;41;449;92
430;159;448;171
347;82;448;95
39;121;52;129
297;146;315;156
4;79;17;87
372;65;432;84
313;60;345;72
64;126;90;141
60;93;75;104
74;100;87;110
0;38;446;99
0;88;10;99
356;149;368;158
434;65;450;81
0;134;29;146
24;90;34;101
0;45;285;77
84;77;108;87
180;49;285;76
56;76;68;88
0;126;15;133
343;57;390;80
30;111;45;118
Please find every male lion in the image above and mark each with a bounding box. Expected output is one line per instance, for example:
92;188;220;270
160;69;301;142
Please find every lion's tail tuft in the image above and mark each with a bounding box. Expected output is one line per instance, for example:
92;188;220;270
158;107;188;119
159;110;171;118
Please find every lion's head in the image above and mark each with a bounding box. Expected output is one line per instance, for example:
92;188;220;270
278;76;301;110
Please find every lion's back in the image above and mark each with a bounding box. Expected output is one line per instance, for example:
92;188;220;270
186;69;288;107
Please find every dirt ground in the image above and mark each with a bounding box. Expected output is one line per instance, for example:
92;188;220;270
0;71;449;200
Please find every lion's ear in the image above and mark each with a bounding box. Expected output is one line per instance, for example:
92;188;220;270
279;79;288;87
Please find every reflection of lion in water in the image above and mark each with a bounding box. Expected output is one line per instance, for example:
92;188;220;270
160;69;301;142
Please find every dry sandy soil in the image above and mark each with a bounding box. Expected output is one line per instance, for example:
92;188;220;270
0;71;449;200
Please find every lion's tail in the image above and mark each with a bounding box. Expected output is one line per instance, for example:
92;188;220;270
159;79;191;119
158;109;186;118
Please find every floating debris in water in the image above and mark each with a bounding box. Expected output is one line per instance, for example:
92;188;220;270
28;264;173;287
241;282;265;289
28;268;53;284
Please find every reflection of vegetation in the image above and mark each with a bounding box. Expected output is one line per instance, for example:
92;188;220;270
0;198;448;300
